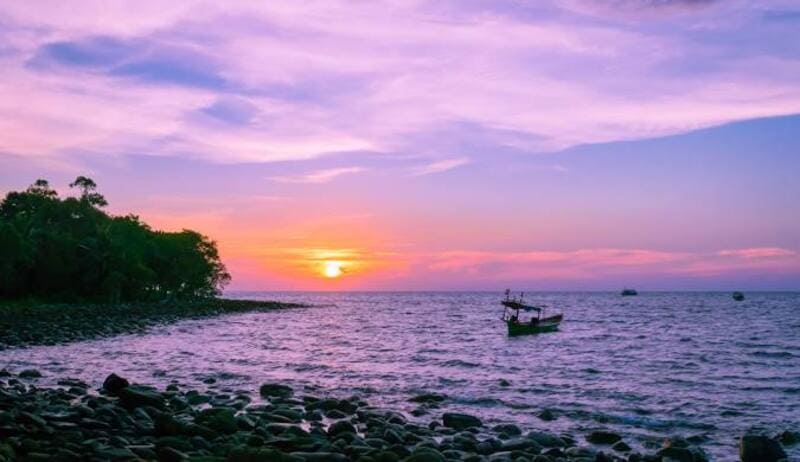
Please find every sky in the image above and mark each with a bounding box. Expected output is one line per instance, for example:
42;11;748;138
1;0;799;290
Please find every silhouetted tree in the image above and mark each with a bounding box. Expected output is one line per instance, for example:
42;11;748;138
0;177;230;301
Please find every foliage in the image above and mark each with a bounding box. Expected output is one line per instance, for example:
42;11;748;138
0;177;230;301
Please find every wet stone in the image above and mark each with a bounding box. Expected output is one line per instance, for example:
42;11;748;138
612;440;631;452
739;434;787;462
102;373;130;394
19;369;42;379
492;423;522;436
442;413;483;430
586;430;622;445
259;383;293;399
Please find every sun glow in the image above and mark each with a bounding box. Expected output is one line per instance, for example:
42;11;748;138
323;261;344;278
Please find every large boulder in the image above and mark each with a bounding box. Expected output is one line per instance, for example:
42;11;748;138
102;373;130;395
18;369;42;379
442;413;482;430
740;434;787;462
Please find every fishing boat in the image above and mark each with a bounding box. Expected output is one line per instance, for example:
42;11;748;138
501;290;563;336
621;288;638;296
732;291;745;301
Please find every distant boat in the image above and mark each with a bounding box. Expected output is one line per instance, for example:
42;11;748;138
621;288;638;296
732;291;745;301
501;290;563;336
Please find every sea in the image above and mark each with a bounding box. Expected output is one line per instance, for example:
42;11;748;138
3;292;799;460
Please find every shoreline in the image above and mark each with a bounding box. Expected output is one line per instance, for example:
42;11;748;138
0;371;792;462
0;298;304;350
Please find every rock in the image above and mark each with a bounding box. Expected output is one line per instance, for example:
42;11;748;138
157;446;189;462
53;448;82;461
117;385;165;409
325;409;347;419
259;383;293;399
196;408;238;435
18;412;47;428
95;447;138;460
228;446;298;462
537;409;555;421
501;437;542;452
776;430;799;446
409;393;447;404
102;373;130;394
657;447;694;462
19;369;42;378
327;420;357;437
498;379;511;387
492;424;522;436
526;431;566;448
586;430;622;445
405;447;446;462
564;446;596;458
290;452;347;461
442;413;482;430
154;413;186;436
611;441;631;452
739;434;787;462
595;452;614;462
156;436;194;452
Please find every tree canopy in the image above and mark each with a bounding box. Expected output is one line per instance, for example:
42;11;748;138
0;178;230;302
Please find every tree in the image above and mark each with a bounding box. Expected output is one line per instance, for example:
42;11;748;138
0;177;230;301
70;175;108;207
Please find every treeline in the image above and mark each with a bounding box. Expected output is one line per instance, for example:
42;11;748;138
0;177;230;302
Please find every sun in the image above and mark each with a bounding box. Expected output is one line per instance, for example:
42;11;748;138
323;261;344;278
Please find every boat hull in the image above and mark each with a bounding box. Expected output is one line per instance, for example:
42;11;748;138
507;321;560;336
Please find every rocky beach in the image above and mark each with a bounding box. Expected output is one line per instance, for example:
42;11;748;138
1;369;792;462
0;299;303;350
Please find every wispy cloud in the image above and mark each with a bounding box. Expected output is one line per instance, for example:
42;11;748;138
410;157;470;176
270;166;366;184
1;1;800;165
717;247;796;259
421;246;800;281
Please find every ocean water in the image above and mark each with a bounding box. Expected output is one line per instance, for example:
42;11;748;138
3;292;799;460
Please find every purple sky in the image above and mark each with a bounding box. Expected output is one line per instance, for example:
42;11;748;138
1;1;799;290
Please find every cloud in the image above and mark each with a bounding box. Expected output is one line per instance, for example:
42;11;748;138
560;0;719;18
30;35;229;89
31;36;138;68
420;246;800;281
410;157;470;176
717;247;797;259
270;166;366;183
201;97;259;125
2;1;800;165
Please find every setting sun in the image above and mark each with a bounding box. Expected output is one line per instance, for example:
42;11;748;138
323;261;344;278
